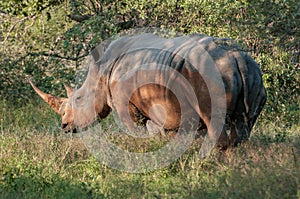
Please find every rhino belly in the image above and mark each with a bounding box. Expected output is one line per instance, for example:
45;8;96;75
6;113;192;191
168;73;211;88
130;84;183;130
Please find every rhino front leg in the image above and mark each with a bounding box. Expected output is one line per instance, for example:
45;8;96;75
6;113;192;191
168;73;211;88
146;120;166;136
128;103;167;137
128;102;148;126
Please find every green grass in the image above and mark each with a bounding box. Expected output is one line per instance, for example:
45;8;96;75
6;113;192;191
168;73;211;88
0;101;299;199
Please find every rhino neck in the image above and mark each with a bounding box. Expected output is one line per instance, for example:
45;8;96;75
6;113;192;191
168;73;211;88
79;64;111;116
96;76;111;119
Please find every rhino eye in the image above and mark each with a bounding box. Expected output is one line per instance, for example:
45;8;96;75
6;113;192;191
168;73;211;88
75;95;83;104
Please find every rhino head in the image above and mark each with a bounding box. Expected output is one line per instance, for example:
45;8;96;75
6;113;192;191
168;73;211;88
29;62;111;133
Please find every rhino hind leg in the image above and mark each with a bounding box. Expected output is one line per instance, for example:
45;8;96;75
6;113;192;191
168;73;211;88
218;128;230;149
229;86;267;146
229;116;250;147
229;122;238;146
199;112;230;150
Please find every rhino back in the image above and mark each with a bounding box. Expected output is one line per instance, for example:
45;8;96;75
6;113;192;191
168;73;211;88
103;34;244;124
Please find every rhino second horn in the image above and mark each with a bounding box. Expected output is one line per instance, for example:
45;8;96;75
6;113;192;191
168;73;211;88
29;80;63;114
64;84;73;98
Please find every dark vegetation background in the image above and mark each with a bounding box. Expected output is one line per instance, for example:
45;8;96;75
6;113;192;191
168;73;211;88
0;0;299;198
0;0;299;125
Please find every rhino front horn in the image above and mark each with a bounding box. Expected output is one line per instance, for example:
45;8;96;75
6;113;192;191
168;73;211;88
29;80;64;114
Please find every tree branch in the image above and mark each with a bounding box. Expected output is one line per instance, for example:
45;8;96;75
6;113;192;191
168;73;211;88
28;51;88;61
0;10;7;15
2;14;36;44
69;0;92;22
89;0;98;14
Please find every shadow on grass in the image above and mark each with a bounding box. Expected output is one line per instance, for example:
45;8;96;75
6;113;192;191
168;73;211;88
0;174;105;199
188;167;299;199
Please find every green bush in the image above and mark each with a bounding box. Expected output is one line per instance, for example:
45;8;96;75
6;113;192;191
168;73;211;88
1;0;299;123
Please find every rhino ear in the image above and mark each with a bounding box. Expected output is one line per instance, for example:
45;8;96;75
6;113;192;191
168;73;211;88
29;80;64;114
64;84;73;98
91;44;104;63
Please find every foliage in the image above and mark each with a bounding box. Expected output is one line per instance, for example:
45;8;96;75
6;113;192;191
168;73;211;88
0;0;64;16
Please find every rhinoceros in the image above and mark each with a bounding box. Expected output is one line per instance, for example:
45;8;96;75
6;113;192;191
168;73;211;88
30;33;266;148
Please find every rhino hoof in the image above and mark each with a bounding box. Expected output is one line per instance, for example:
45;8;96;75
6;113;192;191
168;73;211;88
146;120;165;137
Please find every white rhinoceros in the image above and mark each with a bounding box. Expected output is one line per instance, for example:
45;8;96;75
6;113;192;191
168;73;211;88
30;33;267;148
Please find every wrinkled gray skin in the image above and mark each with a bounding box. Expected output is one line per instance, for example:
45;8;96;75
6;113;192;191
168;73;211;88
31;33;266;148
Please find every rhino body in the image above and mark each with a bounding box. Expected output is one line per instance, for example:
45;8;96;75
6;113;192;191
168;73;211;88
30;33;266;147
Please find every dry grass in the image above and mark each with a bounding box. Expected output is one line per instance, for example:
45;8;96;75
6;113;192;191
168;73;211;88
0;103;299;198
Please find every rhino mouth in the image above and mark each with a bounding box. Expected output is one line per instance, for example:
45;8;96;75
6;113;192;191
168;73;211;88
62;124;77;134
63;119;99;134
63;129;77;134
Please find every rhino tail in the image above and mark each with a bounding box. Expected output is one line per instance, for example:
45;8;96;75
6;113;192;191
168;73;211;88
233;51;249;115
